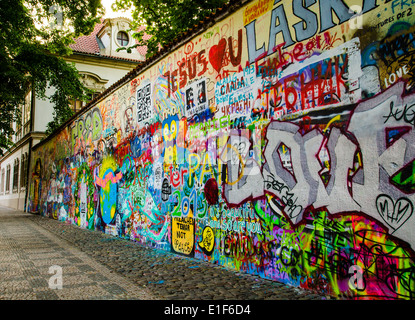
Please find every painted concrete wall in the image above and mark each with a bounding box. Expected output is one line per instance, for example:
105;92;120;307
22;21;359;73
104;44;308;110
29;0;415;299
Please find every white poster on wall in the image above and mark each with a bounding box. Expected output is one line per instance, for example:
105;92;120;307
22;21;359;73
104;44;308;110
185;78;208;118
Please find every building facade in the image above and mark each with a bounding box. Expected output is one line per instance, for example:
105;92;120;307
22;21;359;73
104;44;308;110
0;17;143;211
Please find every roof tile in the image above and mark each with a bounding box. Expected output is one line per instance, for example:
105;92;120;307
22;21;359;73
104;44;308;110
69;23;104;54
69;20;143;62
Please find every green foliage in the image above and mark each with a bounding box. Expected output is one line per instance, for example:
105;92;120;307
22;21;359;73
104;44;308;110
112;0;229;58
0;0;104;154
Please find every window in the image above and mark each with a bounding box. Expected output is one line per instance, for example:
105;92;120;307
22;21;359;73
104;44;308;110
24;91;31;125
69;93;101;113
20;153;28;190
22;90;32;137
69;99;84;113
13;159;19;192
87;92;101;102
68;72;107;113
13;89;32;142
1;169;4;194
15;105;22;141
117;31;129;46
5;165;10;193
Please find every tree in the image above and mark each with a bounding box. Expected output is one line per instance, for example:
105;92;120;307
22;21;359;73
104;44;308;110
0;0;104;154
112;0;229;58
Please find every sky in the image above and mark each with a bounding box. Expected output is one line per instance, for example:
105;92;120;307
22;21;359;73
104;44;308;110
101;0;134;19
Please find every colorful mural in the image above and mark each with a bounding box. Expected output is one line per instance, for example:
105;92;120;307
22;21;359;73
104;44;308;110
28;0;415;299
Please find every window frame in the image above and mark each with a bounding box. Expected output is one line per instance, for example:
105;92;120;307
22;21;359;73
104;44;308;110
5;164;11;193
12;159;19;192
117;31;129;47
1;168;4;194
20;153;28;190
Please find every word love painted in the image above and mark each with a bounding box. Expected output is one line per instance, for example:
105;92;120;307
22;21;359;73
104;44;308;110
222;82;415;248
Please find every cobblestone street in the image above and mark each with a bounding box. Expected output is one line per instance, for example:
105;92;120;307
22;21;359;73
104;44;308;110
0;206;330;301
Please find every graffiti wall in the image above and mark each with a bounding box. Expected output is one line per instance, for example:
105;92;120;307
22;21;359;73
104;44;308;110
29;0;415;299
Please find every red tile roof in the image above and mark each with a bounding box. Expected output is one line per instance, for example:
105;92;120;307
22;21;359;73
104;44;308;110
69;22;104;54
69;20;143;63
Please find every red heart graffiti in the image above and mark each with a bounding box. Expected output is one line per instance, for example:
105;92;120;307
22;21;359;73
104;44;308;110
209;38;227;73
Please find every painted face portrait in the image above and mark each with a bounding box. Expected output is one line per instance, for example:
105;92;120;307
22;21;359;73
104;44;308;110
124;107;133;132
186;88;194;110
197;81;206;104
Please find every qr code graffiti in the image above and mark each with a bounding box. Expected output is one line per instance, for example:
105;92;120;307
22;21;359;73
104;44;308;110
136;83;152;123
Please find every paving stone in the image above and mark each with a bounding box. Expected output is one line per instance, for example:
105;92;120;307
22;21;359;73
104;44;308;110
0;207;155;300
0;206;333;300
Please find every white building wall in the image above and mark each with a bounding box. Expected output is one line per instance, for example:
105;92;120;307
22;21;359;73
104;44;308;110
0;51;138;211
0;142;30;211
34;86;55;133
73;61;133;88
32;61;134;134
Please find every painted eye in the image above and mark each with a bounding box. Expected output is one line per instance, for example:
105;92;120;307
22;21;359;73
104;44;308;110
163;124;169;137
171;121;177;135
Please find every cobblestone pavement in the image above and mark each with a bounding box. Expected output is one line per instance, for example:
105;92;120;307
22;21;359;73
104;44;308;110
0;206;333;300
0;206;154;300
